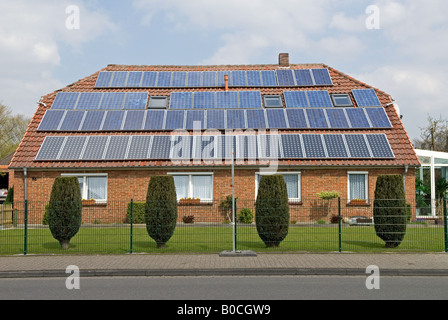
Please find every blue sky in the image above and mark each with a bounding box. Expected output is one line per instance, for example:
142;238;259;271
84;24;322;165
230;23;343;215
1;0;447;141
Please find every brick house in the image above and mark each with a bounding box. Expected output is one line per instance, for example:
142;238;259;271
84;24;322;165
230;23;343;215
9;53;420;223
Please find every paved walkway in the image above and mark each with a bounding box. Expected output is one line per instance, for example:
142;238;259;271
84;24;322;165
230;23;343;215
1;252;448;278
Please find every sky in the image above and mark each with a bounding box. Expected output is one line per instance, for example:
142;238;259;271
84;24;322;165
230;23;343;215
0;0;447;141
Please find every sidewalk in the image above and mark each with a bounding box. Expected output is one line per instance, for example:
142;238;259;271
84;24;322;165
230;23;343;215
1;252;448;278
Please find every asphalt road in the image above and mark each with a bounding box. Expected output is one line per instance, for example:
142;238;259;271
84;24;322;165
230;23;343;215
2;275;448;301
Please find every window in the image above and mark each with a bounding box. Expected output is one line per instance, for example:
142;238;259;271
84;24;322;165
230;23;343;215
331;94;353;107
169;173;214;201
61;174;108;202
263;95;283;108
255;172;301;202
348;172;368;201
148;96;168;109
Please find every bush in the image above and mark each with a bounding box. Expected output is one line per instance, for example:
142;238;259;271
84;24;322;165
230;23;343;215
373;175;407;248
182;215;195;224
4;186;13;204
47;177;82;250
145;176;178;248
255;175;289;247
238;208;254;224
126;202;145;224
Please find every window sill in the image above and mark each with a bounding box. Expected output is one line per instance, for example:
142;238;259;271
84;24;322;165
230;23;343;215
347;201;370;207
178;200;213;206
82;200;107;207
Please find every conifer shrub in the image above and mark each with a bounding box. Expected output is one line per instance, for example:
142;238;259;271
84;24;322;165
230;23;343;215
255;175;290;247
145;176;178;248
373;175;407;248
47;177;82;250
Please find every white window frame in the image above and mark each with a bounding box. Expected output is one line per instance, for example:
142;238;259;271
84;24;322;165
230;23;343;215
167;172;214;202
255;172;302;202
61;173;108;203
347;171;369;202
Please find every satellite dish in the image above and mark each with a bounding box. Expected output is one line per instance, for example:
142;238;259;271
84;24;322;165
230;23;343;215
393;103;401;118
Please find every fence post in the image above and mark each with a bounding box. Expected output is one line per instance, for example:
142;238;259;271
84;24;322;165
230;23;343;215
338;197;342;253
444;197;447;253
130;199;134;254
24;200;28;255
233;198;237;252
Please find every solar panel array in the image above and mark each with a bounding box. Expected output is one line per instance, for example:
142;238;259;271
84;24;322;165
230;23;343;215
35;133;394;161
352;89;382;107
94;69;333;88
38;107;392;132
170;91;262;109
51;92;148;110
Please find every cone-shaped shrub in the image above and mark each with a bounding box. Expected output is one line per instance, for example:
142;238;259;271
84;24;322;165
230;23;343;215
255;175;290;247
145;176;178;248
47;177;82;250
373;175;407;248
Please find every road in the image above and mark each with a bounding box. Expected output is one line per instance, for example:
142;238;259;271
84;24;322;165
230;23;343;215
2;275;448;300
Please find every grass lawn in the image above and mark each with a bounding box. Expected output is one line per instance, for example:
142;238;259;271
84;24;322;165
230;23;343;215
0;224;445;255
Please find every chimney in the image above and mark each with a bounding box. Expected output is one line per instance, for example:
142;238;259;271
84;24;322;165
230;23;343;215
279;53;289;68
224;74;229;91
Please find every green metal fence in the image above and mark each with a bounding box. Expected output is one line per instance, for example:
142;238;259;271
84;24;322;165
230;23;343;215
0;198;447;255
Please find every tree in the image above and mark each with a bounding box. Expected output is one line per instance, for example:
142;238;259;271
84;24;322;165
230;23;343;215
145;176;178;248
0;103;31;159
47;177;82;250
255;175;290;247
373;175;407;248
413;115;448;152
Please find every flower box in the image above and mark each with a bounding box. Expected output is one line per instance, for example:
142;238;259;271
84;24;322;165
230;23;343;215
179;199;201;205
82;200;96;206
349;199;368;206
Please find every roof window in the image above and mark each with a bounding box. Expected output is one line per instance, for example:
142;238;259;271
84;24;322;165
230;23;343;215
331;94;353;107
148;96;168;109
263;95;283;108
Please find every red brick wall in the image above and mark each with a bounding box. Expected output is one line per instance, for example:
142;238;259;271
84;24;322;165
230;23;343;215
12;166;416;224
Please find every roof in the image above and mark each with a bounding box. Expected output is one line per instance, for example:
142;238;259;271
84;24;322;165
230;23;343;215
9;54;420;170
0;152;15;167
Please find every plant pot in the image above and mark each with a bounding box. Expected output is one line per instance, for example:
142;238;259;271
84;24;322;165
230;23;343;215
179;199;200;206
349;200;367;206
82;200;96;206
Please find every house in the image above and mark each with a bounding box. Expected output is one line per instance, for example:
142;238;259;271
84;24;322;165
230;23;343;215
9;53;420;223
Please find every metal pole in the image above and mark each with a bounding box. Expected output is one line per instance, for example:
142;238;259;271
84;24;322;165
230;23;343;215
24;200;28;255
232;150;236;252
338;197;342;253
444;197;447;253
130;199;134;254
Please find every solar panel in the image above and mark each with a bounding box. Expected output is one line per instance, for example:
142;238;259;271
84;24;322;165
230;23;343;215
122;110;145;131
246;109;267;129
247;71;262;86
95;72;113;88
345;134;371;158
285;109;308;128
172;72;187;87
144;110;165;130
325;108;350;128
102;111;125;131
59;111;85;131
306;90;333;108
156;71;172;87
206;110;225;130
104;136;130;160
38;110;65;131
306;109;329;128
345;108;370;128
261;70;277;86
258;134;281;159
127;136;152;159
123;92;148;109
99;92;125;110
284;91;309;108
294;70;314;86
141;72;158;87
266;109;288;129
202;71;217;87
58;136;87;160
80;111;106;131
82;136;108;160
226;109;246;129
126;72;143;87
352;89;381;107
110;71;128;87
239;91;262;108
52;92;80;110
35;137;66;160
187;72;202;87
281;134;303;158
200;135;218;160
276;69;296;86
170;92;193;109
76;93;103;110
238;135;258;160
171;135;192;160
231;71;246;86
312;69;333;85
365;107;392;128
323;135;348;158
366;134;394;158
216;91;239;109
165;110;185;130
185;110;205;130
193;92;215;109
302;134;326;158
217;71;231;87
150;136;172;159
